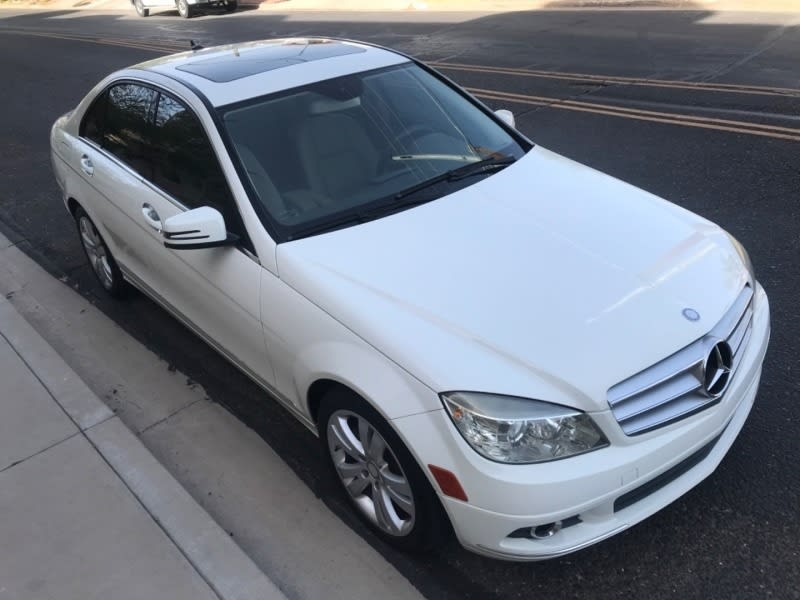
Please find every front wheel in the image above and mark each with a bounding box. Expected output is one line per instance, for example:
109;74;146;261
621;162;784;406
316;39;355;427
177;0;193;18
319;387;448;551
224;0;237;11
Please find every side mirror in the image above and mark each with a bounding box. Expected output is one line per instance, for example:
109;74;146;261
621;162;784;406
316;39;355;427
161;206;238;250
494;109;515;129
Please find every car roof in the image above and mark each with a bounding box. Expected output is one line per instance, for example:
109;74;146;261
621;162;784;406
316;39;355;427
131;38;410;107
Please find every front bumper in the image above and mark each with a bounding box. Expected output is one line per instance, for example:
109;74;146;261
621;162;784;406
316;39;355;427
392;284;770;560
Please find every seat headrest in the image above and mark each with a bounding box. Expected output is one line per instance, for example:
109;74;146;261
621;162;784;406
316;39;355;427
308;96;361;115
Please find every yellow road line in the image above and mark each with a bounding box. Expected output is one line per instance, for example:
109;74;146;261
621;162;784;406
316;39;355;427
471;88;800;143
8;28;797;142
470;87;800;136
8;29;183;53
434;61;800;98
98;37;185;52
21;30;173;52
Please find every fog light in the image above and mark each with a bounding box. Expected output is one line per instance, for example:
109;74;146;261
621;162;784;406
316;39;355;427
508;515;581;539
532;521;561;539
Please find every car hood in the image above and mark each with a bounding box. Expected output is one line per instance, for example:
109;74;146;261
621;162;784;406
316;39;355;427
277;146;748;412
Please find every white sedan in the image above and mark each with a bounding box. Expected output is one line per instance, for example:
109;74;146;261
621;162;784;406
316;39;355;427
50;38;770;560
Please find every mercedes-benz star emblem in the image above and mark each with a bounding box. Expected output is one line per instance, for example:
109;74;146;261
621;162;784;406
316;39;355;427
682;308;701;322
702;341;733;398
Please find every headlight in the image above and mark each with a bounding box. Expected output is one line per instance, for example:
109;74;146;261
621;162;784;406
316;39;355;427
726;232;755;283
441;392;608;464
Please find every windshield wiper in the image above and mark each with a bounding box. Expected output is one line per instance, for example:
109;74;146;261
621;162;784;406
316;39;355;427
287;211;370;240
393;155;516;201
287;156;517;240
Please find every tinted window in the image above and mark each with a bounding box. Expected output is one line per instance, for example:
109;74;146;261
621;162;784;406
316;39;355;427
81;92;107;145
103;84;157;178
152;93;246;241
220;63;529;239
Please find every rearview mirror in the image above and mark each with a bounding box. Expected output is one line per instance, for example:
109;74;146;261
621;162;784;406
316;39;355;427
161;206;238;250
494;109;515;128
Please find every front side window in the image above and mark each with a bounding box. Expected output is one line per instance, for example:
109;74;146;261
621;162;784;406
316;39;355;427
151;92;248;244
220;62;530;240
80;82;251;251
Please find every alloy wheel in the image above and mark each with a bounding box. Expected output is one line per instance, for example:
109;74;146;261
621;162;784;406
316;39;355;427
78;216;114;290
327;410;416;537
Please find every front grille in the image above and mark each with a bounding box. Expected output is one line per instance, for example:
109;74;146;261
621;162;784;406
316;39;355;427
608;286;753;436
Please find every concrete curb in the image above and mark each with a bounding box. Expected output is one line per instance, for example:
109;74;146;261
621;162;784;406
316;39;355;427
0;233;287;600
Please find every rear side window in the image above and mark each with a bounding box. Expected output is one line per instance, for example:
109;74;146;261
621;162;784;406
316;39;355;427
80;92;107;145
103;84;158;178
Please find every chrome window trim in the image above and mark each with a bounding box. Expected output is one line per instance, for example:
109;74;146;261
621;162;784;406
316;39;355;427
81;137;188;212
119;263;315;433
608;286;754;436
79;138;260;266
76;76;260;263
78;141;260;266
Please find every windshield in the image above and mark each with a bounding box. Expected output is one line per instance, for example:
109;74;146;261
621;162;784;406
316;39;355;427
220;62;529;240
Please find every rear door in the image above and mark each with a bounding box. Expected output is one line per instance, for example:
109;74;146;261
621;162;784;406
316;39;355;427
71;82;159;279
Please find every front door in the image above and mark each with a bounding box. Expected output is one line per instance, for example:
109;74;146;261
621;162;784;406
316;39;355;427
77;81;272;384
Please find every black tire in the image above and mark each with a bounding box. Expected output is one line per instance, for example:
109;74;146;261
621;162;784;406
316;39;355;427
224;0;236;11
74;207;127;298
134;0;150;16
177;0;193;18
318;386;449;552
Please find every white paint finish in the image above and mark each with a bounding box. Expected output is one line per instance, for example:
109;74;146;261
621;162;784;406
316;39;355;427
161;206;229;247
441;365;762;560
390;289;768;559
0;326;77;471
279;145;747;409
110;177;271;385
53;95;273;385
259;268;443;420
138;0;177;7
140;400;425;600
0;434;218;600
50;40;771;559
395;290;768;516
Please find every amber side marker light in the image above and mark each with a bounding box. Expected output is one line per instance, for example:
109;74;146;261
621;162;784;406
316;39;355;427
428;465;468;502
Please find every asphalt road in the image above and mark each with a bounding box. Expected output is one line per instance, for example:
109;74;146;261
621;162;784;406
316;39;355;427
1;7;799;599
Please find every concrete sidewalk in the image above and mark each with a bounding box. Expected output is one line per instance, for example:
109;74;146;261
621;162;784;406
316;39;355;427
0;291;286;600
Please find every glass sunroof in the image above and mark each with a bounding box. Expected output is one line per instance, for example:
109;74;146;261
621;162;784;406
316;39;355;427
175;40;366;83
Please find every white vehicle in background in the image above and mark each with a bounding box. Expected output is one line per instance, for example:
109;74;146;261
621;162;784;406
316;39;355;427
131;0;236;18
49;38;770;561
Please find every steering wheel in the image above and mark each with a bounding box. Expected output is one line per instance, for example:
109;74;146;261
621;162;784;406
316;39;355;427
391;124;439;155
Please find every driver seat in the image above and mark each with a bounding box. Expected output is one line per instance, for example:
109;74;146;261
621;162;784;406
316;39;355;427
296;110;379;202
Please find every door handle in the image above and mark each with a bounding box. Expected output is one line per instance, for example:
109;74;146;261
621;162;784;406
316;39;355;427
141;203;161;231
80;155;94;176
